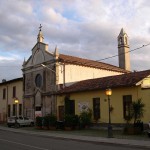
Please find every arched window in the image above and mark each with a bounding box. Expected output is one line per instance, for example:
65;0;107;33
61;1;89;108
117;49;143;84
125;37;128;44
35;74;42;88
119;38;122;44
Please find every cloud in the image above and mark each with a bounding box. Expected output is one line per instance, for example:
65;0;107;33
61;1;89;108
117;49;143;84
0;0;150;81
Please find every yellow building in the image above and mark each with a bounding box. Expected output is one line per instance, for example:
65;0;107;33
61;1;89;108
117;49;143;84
57;70;150;124
0;78;23;122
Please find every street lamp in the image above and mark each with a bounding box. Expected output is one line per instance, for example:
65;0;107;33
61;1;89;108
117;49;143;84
105;88;113;138
41;64;56;73
14;99;19;117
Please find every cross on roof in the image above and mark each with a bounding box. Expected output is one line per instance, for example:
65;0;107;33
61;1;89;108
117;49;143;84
39;24;42;31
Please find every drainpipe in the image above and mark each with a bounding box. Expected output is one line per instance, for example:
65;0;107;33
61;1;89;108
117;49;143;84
63;62;66;87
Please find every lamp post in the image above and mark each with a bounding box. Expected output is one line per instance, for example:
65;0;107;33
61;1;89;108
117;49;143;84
14;99;19;117
41;64;56;73
105;88;113;138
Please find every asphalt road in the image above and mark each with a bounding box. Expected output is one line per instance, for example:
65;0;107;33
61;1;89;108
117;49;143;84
0;130;145;150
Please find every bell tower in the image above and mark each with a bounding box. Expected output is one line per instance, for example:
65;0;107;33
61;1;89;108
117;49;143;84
118;28;131;71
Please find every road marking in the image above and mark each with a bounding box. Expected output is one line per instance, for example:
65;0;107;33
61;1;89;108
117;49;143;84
0;138;49;150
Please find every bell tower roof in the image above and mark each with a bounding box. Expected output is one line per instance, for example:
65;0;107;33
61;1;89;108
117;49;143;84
118;28;128;39
120;28;125;35
37;24;44;43
118;28;131;71
54;46;59;59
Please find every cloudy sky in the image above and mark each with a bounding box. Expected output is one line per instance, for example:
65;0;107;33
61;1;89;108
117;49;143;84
0;0;150;82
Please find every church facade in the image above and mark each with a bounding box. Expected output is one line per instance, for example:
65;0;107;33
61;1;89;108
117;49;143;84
22;27;130;119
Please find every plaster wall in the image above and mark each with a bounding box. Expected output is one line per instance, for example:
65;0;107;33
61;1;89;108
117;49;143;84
58;64;123;86
57;86;150;124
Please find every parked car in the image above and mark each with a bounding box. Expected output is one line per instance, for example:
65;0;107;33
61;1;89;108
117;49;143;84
7;116;34;128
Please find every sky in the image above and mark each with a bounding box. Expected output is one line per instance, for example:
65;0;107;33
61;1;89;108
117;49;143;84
0;0;150;82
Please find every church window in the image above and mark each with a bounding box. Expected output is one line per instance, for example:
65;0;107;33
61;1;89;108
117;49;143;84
13;86;16;98
3;88;6;99
125;37;128;44
35;74;42;88
119;38;122;44
35;106;41;111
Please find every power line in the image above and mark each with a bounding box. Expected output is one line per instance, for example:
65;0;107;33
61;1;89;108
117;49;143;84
0;43;150;67
96;43;150;62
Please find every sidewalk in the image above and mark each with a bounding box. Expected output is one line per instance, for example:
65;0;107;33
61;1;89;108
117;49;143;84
0;126;150;149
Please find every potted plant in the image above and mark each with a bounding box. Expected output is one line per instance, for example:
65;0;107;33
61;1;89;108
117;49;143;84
72;115;80;130
131;98;145;134
48;114;57;130
64;114;74;130
124;98;145;135
43;115;49;129
79;108;92;129
36;116;43;129
123;119;134;135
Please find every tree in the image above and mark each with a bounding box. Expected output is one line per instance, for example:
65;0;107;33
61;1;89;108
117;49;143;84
131;98;145;124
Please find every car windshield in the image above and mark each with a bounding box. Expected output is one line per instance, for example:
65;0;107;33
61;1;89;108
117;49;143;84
24;117;29;120
19;117;23;120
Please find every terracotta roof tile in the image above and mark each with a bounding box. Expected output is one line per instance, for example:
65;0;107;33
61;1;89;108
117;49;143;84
59;70;150;94
0;77;23;85
59;54;129;73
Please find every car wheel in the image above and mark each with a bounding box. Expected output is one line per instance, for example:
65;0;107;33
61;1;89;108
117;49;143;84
15;123;20;128
30;122;34;127
148;133;150;138
8;125;11;128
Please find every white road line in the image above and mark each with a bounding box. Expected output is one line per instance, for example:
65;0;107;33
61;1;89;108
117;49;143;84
0;138;49;150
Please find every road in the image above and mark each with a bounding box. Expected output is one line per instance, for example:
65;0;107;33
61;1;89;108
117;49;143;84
0;130;145;150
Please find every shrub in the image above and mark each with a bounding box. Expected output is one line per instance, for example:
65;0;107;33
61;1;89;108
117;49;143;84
131;98;145;124
48;114;57;127
72;115;79;127
43;115;49;127
36;116;43;127
124;99;145;134
79;109;92;128
64;114;74;127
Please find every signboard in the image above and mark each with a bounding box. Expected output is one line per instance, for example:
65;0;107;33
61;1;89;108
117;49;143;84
35;111;42;118
78;102;89;112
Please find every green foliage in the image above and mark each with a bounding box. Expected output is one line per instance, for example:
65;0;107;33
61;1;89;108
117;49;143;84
42;114;57;127
79;109;92;128
43;115;49;127
124;115;133;124
72;115;80;127
64;114;74;127
36;116;43;127
48;114;57;126
131;98;145;123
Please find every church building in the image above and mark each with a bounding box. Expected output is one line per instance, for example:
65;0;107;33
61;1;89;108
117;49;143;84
22;26;130;119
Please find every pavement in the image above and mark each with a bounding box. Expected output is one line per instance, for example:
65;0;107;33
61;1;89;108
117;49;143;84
0;126;150;149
